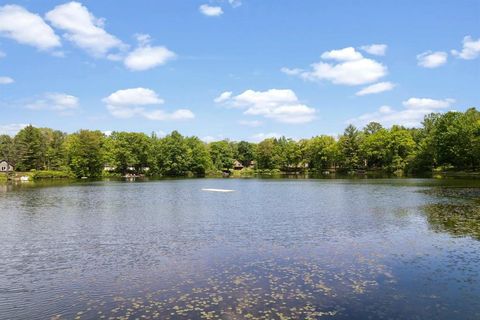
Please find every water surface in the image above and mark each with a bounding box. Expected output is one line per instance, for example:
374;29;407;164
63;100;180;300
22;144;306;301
0;178;479;319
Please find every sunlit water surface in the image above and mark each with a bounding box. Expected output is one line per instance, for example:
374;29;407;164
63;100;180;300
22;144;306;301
0;178;479;319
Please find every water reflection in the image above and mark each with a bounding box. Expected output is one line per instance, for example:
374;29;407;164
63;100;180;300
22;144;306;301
0;178;479;319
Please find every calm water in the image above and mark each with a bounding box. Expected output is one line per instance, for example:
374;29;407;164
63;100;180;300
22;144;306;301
0;178;479;319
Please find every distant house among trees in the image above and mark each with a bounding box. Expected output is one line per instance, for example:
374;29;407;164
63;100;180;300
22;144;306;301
0;160;14;172
233;160;244;170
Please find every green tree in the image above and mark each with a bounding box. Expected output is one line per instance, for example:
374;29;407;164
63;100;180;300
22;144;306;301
276;137;302;171
338;125;361;171
256;138;279;170
156;131;190;176
65;130;105;177
236;141;256;167
209;140;235;170
186;137;212;175
14;125;44;171
41;128;67;170
105;132;154;174
304;135;338;170
360;124;389;169
0;135;15;165
384;126;416;172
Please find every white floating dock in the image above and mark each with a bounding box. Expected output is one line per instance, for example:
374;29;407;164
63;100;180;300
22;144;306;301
201;188;235;193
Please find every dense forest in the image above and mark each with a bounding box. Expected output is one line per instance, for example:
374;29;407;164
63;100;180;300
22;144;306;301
1;108;479;178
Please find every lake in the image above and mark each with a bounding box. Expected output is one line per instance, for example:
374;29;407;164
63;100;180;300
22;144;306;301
0;178;479;319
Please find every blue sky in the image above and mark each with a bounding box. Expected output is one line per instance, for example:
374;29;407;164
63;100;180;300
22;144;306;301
0;0;479;141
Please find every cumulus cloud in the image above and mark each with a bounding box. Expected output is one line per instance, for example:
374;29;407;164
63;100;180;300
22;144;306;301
283;47;387;86
360;44;387;56
347;97;455;127
451;36;480;60
402;97;455;109
199;4;223;16
216;89;316;124
417;51;448;68
103;87;164;106
0;4;61;50
355;81;395;96
321;47;363;61
214;91;232;103
26;93;79;113
103;88;194;121
0;123;29;136
46;2;126;57
0;76;14;84
124;34;176;71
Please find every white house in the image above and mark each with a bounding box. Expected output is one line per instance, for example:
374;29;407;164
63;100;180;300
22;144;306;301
0;160;14;172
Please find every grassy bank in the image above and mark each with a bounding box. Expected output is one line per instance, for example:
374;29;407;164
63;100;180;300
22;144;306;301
1;170;75;182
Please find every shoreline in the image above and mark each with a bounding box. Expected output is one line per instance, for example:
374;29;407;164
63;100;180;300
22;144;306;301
2;169;480;185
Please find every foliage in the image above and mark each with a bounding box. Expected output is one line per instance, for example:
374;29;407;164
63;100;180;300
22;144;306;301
14;125;44;171
104;132;154;174
2;107;479;178
65;130;105;178
209;140;235;171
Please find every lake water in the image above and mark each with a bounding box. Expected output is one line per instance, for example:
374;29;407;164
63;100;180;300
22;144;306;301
0;178;479;319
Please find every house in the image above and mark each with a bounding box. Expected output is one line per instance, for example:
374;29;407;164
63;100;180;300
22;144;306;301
0;160;14;172
233;160;244;170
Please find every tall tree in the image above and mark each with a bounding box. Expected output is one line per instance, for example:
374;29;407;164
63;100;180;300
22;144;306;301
338;125;361;171
186;137;212;175
0;135;15;164
65;130;105;177
105;132;154;174
14;125;44;171
304;135;338;170
209;140;235;170
236;141;256;167
156;131;190;176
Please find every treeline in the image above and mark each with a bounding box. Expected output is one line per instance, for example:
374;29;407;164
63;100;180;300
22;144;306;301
0;108;479;178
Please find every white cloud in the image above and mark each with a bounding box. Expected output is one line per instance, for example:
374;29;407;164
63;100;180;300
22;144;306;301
347;97;455;127
199;4;223;16
284;47;387;86
103;87;194;121
103;88;164;106
417;51;447;68
124;34;176;71
214;91;232;103
26;93;79;112
451;36;480;60
238;120;262;127
228;0;242;8
249;132;282;142
320;47;363;61
360;44;387;56
217;89;316;124
402;97;455;109
0;123;29;136
46;2;125;57
142;109;195;121
355;81;395;96
280;67;303;76
0;76;14;84
0;4;61;50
